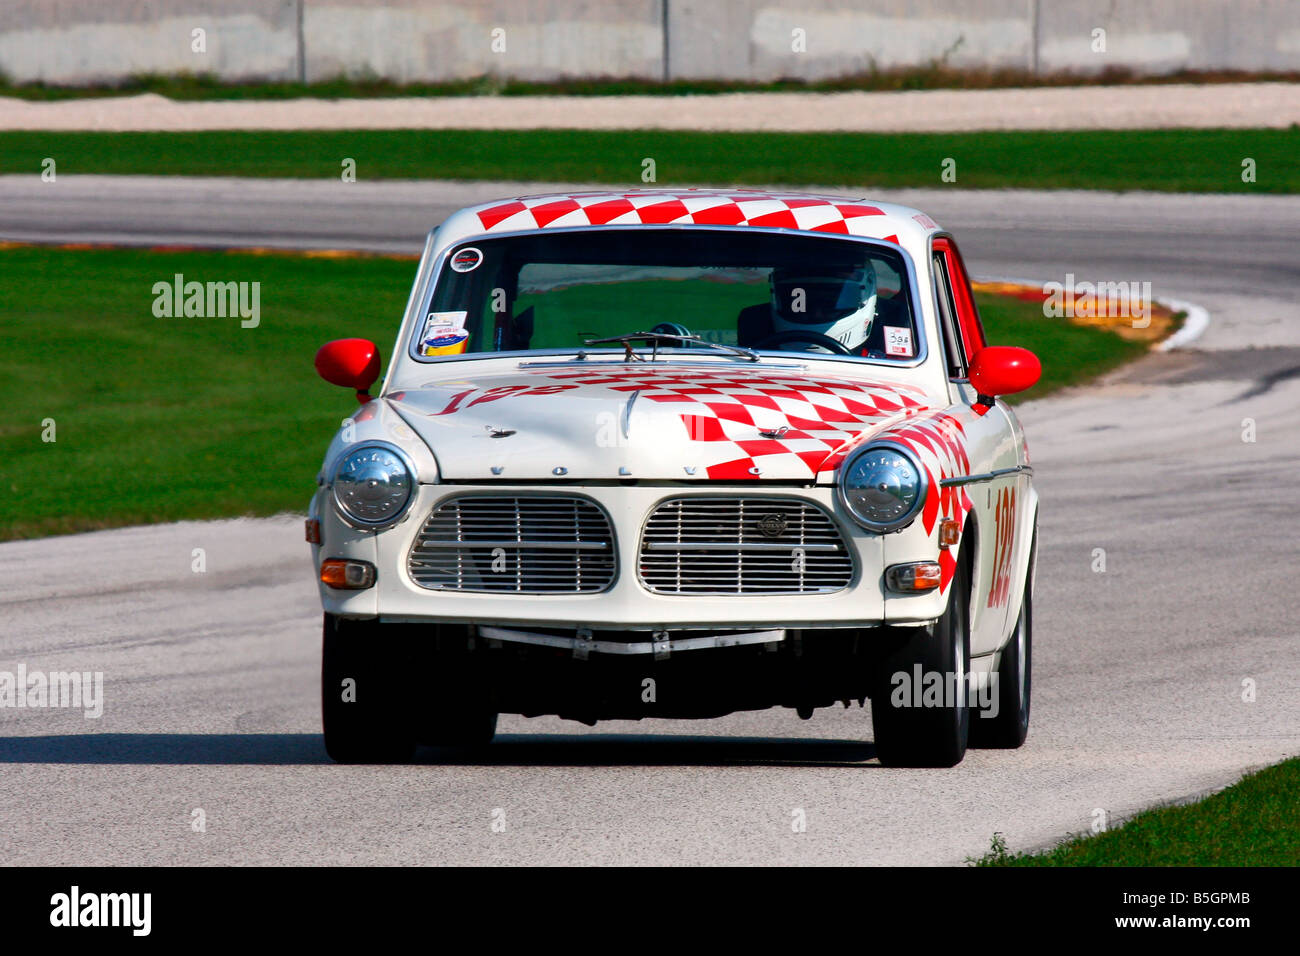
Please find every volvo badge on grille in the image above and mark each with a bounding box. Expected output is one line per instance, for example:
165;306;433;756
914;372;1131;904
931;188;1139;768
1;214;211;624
757;514;788;537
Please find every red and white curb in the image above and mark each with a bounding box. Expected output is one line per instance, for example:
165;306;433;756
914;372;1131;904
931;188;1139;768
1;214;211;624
976;275;1210;352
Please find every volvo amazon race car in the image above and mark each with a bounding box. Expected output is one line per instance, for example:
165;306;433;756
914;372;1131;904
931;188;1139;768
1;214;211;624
308;189;1041;767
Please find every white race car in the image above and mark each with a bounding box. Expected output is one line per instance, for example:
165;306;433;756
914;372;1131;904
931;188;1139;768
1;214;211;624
308;189;1041;767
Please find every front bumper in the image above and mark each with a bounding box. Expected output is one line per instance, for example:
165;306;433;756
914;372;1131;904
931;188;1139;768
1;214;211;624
479;624;785;658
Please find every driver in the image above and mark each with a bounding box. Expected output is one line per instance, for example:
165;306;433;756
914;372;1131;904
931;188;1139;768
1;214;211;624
766;263;878;353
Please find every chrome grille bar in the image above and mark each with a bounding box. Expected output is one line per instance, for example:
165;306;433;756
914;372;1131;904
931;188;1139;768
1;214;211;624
639;497;853;595
407;495;616;593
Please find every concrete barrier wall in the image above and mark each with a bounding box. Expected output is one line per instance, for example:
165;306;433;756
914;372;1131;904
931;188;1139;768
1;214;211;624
1038;0;1300;74
303;0;663;83
2;1;1295;86
0;1;301;84
666;0;1034;81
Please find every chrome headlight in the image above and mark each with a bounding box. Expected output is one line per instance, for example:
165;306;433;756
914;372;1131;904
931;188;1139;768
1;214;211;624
838;443;927;532
331;443;415;528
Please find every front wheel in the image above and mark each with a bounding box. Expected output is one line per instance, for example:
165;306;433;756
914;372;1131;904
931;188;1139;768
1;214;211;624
871;550;972;768
321;614;416;764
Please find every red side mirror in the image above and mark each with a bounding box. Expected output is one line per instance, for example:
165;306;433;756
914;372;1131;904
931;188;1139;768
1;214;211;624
969;346;1041;404
315;338;381;404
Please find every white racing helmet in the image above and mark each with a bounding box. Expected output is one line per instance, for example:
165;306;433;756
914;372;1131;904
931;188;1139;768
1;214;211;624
769;263;878;352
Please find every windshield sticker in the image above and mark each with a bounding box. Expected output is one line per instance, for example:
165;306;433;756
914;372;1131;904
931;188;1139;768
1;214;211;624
450;247;484;272
883;326;914;357
422;311;470;356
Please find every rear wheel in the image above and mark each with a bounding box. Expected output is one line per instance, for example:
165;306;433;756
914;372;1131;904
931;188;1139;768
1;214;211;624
871;549;971;768
970;532;1033;749
321;614;416;764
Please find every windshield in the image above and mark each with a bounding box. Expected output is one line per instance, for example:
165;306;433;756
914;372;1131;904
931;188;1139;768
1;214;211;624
413;229;921;363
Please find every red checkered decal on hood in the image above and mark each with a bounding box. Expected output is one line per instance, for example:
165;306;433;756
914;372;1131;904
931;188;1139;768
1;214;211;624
876;410;974;593
531;366;929;479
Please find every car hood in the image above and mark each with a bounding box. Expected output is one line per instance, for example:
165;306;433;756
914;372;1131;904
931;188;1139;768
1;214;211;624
387;363;932;481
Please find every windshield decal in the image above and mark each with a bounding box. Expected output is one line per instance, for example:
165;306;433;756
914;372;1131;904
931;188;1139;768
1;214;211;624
883;326;914;357
420;311;470;356
449;247;483;272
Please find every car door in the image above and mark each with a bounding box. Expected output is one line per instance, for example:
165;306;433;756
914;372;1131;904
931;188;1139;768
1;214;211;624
930;238;1023;657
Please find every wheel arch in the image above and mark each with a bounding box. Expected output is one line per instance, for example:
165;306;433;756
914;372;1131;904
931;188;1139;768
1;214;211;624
1002;484;1040;648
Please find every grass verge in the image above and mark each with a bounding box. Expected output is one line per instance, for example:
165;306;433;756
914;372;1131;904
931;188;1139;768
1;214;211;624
3;244;1144;541
2;128;1295;193
972;757;1300;865
3;69;1299;100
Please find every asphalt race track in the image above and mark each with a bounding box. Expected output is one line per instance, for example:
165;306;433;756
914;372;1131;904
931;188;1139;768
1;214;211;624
1;177;1297;865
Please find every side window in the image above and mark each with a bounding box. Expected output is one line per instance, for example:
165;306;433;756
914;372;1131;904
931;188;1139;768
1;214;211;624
931;253;967;379
933;238;987;361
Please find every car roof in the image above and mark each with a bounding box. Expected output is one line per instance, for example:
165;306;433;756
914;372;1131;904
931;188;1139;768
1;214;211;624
433;189;943;251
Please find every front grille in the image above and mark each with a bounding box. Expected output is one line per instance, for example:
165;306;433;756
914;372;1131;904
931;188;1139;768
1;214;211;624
639;497;854;595
407;495;616;593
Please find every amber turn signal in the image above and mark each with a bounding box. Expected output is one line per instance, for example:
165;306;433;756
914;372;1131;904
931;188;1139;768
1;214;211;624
938;517;960;548
304;519;322;544
885;562;943;592
320;558;376;590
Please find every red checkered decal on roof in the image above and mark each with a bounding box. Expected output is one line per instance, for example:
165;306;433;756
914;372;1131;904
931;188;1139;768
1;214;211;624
532;366;928;479
474;191;891;236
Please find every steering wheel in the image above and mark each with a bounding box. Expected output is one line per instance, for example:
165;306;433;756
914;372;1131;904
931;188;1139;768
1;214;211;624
649;321;693;339
753;329;853;355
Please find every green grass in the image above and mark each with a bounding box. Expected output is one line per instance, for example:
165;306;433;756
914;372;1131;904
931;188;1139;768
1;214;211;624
2;245;1138;540
5;68;1298;101
1;247;413;539
3;128;1295;193
973;758;1300;865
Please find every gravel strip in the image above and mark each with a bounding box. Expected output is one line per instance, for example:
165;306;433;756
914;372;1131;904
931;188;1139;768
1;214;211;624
2;83;1297;132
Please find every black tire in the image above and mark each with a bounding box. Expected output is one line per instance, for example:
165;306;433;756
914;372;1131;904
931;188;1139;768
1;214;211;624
970;532;1034;749
416;624;499;749
321;613;416;764
419;698;498;749
871;548;972;768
